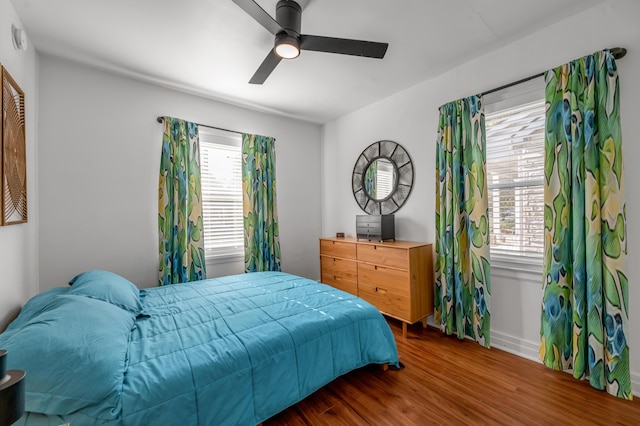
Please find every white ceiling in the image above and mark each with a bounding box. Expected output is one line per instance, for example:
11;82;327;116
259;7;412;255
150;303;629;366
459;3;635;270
11;0;606;124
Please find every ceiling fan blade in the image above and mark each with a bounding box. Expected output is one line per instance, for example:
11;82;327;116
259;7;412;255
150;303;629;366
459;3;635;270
300;35;388;59
232;0;281;35
249;49;282;84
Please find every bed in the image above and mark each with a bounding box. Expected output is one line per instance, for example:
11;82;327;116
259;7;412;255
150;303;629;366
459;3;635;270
0;270;400;425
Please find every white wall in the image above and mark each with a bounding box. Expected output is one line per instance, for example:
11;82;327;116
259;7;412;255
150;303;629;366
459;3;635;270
37;55;322;290
321;0;640;394
0;0;39;331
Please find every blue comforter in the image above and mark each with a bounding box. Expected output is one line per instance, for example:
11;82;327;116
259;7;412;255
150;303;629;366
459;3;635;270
0;271;399;425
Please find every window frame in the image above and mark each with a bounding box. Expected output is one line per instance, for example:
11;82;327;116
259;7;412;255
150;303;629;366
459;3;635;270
484;77;545;272
198;127;244;264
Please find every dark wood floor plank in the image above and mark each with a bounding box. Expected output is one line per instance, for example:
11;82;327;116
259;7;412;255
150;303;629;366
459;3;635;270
265;319;640;425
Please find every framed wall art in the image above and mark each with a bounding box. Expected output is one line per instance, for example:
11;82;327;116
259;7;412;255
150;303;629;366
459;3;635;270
1;65;27;225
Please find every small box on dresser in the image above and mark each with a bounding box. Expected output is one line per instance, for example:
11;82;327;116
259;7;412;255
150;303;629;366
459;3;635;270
319;237;434;338
356;214;395;242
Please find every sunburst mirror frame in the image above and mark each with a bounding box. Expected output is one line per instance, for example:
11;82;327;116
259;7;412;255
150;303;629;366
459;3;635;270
1;65;27;225
352;140;414;215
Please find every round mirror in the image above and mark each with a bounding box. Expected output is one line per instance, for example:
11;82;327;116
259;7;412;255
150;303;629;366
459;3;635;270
364;158;397;200
352;140;414;214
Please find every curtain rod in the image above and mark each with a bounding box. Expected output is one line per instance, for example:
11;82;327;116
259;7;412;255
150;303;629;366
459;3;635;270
482;47;627;97
156;116;244;136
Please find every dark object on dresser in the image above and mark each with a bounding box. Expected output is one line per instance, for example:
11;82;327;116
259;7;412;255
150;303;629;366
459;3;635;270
357;214;395;242
0;349;26;426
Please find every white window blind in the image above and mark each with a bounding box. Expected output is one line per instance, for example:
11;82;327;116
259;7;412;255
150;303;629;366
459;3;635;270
376;160;394;198
485;94;545;262
199;128;243;260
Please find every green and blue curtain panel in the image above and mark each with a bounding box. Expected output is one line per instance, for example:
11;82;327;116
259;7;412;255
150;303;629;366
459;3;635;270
541;49;631;399
435;95;491;348
242;133;281;272
158;117;206;285
364;159;378;199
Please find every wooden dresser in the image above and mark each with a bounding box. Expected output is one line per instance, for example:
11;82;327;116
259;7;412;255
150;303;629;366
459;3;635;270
320;237;434;338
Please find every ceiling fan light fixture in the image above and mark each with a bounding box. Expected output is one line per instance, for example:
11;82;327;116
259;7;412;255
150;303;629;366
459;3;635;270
233;0;388;84
274;33;300;59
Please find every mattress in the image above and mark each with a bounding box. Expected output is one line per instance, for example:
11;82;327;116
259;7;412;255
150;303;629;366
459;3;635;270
0;271;400;425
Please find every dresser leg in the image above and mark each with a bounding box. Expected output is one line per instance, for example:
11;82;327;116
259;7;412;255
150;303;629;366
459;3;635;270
402;322;407;338
422;318;427;328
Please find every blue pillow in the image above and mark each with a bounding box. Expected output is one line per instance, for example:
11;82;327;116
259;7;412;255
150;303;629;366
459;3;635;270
0;294;135;418
68;270;142;315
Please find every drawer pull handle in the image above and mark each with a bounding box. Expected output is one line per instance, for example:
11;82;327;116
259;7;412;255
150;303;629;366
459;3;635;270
374;265;378;270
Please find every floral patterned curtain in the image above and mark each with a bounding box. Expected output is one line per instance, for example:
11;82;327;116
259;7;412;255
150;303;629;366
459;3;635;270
540;50;631;399
242;133;281;272
435;95;491;348
364;159;378;199
158;117;206;285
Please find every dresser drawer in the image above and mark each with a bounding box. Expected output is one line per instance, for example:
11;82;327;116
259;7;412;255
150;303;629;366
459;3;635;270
357;244;408;270
321;256;357;280
356;224;381;234
321;275;358;295
357;263;409;296
359;284;410;319
320;239;356;259
320;256;358;295
356;214;381;224
356;226;382;242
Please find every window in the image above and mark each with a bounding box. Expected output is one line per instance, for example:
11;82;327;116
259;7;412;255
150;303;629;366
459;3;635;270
199;127;243;261
485;78;545;264
375;159;395;198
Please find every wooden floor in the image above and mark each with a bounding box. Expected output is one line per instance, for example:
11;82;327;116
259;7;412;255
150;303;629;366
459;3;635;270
264;319;640;425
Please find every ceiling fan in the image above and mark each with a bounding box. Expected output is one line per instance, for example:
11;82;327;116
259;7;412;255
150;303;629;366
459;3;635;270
232;0;389;84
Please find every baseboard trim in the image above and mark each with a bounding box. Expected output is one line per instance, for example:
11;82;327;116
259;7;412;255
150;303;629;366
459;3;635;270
491;330;640;397
631;372;640;397
428;318;640;397
426;317;541;363
490;330;540;363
